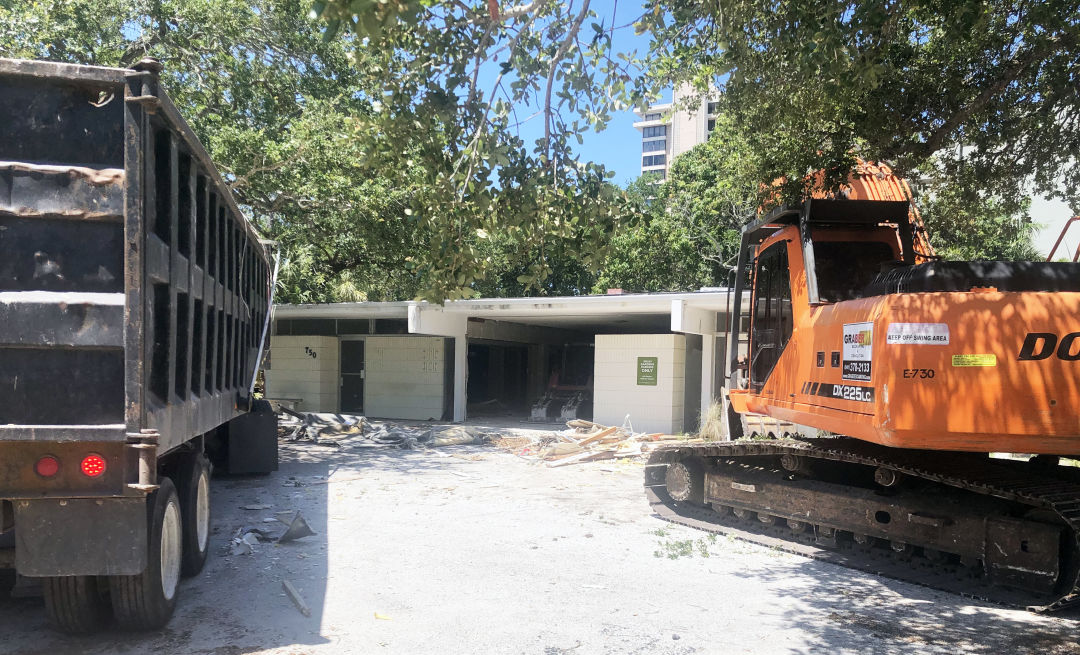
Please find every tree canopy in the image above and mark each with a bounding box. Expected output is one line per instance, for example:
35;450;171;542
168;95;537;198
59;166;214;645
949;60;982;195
0;0;645;302
0;0;433;302
1;0;1065;304
643;0;1080;210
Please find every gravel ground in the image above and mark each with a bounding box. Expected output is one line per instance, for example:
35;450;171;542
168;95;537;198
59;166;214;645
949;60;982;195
1;428;1079;655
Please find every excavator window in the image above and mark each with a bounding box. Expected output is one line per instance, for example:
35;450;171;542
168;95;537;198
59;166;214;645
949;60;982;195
812;240;898;302
750;242;793;389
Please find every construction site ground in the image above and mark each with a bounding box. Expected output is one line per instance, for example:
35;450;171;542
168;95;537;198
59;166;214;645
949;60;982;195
1;419;1079;655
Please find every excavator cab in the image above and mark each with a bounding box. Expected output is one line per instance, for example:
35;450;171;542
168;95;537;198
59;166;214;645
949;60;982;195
726;198;917;435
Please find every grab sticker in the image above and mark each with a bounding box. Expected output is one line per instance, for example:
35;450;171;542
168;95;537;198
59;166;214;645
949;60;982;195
887;323;949;345
842;322;873;382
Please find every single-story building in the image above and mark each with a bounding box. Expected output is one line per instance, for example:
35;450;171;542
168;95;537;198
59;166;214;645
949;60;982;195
265;290;738;434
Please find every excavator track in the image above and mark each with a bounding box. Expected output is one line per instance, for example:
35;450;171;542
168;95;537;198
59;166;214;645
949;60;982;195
644;437;1080;612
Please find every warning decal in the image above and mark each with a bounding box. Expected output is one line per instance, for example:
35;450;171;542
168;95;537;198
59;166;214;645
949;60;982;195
887;323;950;345
842;322;873;381
952;354;997;367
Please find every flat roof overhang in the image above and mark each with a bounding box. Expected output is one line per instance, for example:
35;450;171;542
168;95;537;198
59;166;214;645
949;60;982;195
274;290;738;336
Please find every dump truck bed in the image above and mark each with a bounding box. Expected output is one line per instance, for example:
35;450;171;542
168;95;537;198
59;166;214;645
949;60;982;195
0;57;271;498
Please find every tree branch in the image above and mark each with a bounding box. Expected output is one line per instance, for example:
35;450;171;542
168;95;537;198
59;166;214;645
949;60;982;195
911;30;1071;163
544;0;591;166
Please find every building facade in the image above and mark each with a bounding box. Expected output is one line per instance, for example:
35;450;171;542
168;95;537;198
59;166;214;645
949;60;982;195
264;291;739;435
632;86;719;178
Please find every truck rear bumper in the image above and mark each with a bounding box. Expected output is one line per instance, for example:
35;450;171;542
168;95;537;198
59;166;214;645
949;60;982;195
0;440;129;499
0;438;148;576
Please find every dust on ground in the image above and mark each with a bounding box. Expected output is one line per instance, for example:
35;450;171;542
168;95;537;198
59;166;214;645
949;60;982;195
1;418;1077;655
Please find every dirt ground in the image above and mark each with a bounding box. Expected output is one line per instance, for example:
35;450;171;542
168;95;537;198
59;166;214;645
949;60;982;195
1;422;1079;655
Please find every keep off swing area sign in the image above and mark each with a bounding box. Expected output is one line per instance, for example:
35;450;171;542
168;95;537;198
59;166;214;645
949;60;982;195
637;357;658;386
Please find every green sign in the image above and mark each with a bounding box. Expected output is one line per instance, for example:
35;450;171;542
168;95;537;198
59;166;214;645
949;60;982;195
637;357;658;386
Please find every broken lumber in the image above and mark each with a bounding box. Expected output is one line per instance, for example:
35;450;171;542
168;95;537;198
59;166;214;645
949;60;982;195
546;449;616;467
566;419;604;431
576;426;619;447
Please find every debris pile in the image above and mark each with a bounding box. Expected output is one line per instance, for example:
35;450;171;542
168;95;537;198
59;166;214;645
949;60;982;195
229;510;317;555
277;409;493;450
496;419;703;467
274;408;701;466
279;407;363;446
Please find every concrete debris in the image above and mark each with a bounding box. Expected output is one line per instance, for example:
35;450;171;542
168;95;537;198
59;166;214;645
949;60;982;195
282;580;312;617
279;407;363;445
277;409;495;451
235;526;278;541
241;504;272;510
229;525;281;554
426;425;484;447
275;510;317;543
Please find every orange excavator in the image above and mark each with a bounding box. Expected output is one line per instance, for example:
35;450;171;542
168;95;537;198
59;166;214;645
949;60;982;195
645;162;1080;610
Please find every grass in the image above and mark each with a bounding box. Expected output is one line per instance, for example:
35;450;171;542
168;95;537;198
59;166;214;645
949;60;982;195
698;401;727;441
653;533;718;560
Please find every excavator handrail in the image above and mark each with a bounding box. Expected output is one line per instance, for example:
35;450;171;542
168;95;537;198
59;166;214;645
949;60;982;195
1046;216;1080;262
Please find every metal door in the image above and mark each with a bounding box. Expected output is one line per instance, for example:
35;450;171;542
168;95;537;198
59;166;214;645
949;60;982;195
340;340;364;413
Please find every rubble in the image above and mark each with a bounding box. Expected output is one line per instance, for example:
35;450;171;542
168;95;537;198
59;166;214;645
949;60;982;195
277;409;494;450
275;510;317;543
282;580;311;617
490;419;703;466
273;407;699;467
228;511;316;555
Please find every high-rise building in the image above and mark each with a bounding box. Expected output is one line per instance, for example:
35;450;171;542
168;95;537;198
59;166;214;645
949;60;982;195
633;86;719;178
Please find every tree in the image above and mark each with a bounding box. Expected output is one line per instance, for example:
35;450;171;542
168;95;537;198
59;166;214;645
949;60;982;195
661;115;758;271
313;0;1053;280
592;176;717;292
917;167;1041;261
642;0;1080;213
1;0;645;302
311;0;656;299
471;231;599;297
593;118;759;292
0;0;438;302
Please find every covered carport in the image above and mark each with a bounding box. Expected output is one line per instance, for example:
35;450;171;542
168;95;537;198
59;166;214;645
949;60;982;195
268;290;734;433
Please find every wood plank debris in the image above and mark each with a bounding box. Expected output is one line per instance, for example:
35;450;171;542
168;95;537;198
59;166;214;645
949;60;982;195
490;420;704;467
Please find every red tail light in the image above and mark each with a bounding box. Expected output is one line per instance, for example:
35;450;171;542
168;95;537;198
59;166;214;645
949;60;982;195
35;456;60;478
80;454;107;477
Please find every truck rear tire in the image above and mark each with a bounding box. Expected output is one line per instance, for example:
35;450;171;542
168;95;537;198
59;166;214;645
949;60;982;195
42;575;108;634
177;452;211;577
110;478;182;630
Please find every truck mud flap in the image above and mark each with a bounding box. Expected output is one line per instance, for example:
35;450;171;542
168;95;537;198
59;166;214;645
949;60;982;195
224;403;278;474
14;497;146;576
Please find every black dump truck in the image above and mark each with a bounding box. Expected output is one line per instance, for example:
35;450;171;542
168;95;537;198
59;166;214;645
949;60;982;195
0;58;278;632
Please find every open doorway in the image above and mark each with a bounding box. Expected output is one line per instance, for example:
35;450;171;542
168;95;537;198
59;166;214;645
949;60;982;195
466;342;529;417
530;343;594;422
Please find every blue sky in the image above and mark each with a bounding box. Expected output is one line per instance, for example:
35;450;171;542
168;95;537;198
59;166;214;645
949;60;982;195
494;0;659;187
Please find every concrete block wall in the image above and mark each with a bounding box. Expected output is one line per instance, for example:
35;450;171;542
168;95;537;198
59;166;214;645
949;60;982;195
365;336;446;420
593;334;686;434
264;336;340;412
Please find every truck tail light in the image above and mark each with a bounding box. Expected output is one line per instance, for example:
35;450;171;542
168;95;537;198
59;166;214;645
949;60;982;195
35;456;60;478
80;454;107;478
